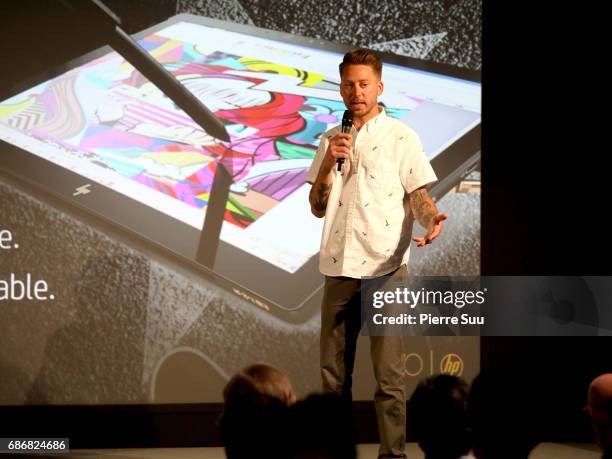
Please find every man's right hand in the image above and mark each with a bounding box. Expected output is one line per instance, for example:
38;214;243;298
310;133;353;218
323;133;353;170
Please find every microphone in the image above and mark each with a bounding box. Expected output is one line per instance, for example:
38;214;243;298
337;110;353;171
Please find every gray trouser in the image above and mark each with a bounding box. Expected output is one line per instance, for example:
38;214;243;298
320;265;407;459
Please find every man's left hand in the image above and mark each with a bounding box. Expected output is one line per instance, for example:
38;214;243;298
412;213;448;247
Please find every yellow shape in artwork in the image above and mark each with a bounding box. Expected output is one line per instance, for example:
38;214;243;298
0;97;34;118
149;39;183;62
239;57;324;87
197;192;246;216
119;39;182;73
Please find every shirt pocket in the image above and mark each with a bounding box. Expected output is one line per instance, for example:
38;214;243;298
362;156;403;195
363;156;390;191
361;157;404;208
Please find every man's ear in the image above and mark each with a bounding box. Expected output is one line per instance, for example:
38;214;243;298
377;80;384;96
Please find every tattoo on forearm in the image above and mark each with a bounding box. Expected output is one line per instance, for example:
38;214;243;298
312;183;332;212
411;188;437;228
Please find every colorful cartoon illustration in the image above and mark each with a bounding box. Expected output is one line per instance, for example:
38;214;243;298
0;34;414;228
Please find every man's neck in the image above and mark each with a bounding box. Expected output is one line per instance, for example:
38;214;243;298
353;106;381;131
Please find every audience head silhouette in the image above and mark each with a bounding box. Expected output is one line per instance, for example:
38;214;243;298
220;363;296;459
409;374;471;459
468;370;539;459
587;373;612;457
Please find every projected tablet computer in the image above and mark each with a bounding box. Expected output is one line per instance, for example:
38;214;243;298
0;14;481;323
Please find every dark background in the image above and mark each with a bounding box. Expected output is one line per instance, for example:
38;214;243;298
482;0;610;445
1;0;609;448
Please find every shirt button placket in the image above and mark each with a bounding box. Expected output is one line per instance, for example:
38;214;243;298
344;136;360;263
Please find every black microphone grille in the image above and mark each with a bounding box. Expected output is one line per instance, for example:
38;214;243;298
342;110;353;125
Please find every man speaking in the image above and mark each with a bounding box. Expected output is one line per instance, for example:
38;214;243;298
306;49;447;459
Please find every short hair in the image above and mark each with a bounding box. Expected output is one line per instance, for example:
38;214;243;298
339;48;382;79
409;374;471;457
223;362;296;407
220;363;295;459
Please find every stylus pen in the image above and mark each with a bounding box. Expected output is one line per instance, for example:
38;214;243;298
59;0;233;268
62;0;231;142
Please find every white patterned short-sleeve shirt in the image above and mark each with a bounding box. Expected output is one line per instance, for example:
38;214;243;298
306;108;437;278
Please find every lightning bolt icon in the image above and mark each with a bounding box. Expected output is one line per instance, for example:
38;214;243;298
73;184;92;196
